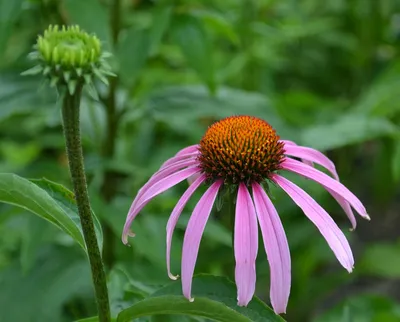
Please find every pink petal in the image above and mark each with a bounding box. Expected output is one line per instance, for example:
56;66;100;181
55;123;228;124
187;173;202;186
272;174;354;272
133;158;198;208
166;174;207;280
284;145;356;229
175;144;200;157
181;180;223;301
252;183;291;314
235;183;258;306
279;140;296;146
122;167;201;244
280;139;313;166
284;145;337;178
160;152;199;170
281;158;369;220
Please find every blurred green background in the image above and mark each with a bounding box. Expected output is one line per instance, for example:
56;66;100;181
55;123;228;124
1;0;400;321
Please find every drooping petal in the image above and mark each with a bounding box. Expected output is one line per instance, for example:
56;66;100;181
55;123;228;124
175;144;200;157
284;144;337;178
181;180;223;301
187;172;202;186
235;183;258;306
284;145;356;229
281;158;369;220
166;174;207;280
280;140;313;167
252;183;291;314
272;174;354;272
279;139;296;146
132;158;198;208
328;191;356;229
160;152;199;170
122;167;201;244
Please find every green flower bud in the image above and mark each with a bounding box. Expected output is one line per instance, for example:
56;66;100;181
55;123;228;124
22;25;114;96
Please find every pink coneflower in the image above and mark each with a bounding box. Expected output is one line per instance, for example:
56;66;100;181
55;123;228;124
122;115;369;314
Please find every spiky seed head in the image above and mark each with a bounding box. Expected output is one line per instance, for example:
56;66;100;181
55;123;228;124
198;116;285;185
22;25;114;96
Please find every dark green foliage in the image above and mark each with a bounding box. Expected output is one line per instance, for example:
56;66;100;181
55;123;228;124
0;0;399;321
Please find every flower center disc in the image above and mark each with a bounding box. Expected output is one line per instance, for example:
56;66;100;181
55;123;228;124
198;116;285;184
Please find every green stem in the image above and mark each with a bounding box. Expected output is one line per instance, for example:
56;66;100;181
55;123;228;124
61;86;111;322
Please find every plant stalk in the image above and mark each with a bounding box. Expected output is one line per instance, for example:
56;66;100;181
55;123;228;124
61;85;111;322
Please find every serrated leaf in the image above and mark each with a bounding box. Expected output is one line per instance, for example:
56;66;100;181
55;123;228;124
0;174;103;251
117;275;284;322
171;14;216;93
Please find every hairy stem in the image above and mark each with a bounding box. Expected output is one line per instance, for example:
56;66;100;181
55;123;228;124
61;86;111;322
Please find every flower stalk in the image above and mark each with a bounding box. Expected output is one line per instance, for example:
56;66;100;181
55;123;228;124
61;85;111;322
22;25;114;322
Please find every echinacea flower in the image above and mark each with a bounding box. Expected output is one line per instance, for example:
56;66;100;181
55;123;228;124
122;115;369;314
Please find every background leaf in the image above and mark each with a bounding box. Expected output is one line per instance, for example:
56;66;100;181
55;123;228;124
64;0;111;48
0;248;92;322
116;28;151;88
117;275;285;322
0;174;103;251
0;0;23;58
301;114;399;150
358;242;400;278
171;15;216;93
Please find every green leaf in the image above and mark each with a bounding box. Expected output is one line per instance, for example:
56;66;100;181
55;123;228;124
149;6;173;56
74;318;99;322
359;243;400;278
178;213;231;247
147;85;294;142
194;10;239;45
64;0;111;48
0;174;103;251
117;275;284;322
0;75;55;123
0;248;92;322
354;62;400;117
301;114;399;150
171;14;216;93
74;317;117;322
0;0;23;58
314;294;400;322
117;27;151;88
20;215;58;272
